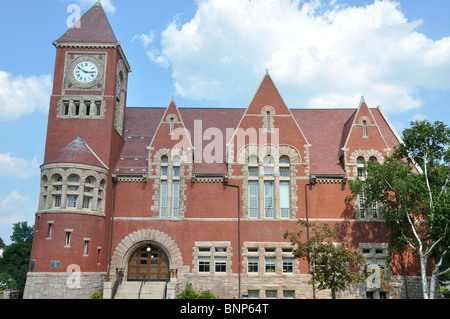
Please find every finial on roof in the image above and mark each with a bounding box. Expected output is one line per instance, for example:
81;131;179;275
171;96;175;102
73;135;85;144
266;68;269;76
94;0;102;6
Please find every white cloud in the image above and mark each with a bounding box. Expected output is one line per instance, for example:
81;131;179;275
0;71;52;121
0;153;40;179
0;191;37;241
153;0;450;112
132;31;155;47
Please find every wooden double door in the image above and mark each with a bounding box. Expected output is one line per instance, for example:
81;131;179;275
127;244;169;281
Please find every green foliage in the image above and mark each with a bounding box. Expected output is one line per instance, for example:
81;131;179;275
349;120;450;298
0;273;18;291
10;221;34;244
177;283;217;299
90;292;103;299
0;222;34;297
284;221;367;299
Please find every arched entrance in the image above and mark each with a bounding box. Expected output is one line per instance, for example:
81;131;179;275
127;243;169;281
109;229;184;282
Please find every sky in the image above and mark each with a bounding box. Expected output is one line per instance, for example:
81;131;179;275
0;0;449;244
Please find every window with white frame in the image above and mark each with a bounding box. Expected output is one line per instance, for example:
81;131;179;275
159;154;182;219
282;258;294;273
215;257;227;272
246;153;292;219
194;242;231;274
248;257;259;273
199;257;210;272
356;156;380;219
265;257;276;273
42;172;105;213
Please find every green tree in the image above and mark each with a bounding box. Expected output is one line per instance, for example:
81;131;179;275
0;221;34;297
10;221;34;244
284;220;367;299
349;120;450;299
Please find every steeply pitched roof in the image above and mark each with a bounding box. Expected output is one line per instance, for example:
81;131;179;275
55;1;118;44
114;106;401;176
46;136;108;169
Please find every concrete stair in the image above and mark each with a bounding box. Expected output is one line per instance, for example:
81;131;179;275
114;281;167;299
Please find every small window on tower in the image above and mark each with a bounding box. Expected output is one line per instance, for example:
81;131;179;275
170;117;174;134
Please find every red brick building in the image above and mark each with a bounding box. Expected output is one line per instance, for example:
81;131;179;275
24;2;424;299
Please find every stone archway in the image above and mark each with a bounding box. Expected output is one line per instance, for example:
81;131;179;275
109;229;183;281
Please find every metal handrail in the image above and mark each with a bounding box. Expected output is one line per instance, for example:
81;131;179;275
111;270;123;299
138;275;145;299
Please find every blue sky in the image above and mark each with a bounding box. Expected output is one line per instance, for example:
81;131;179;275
0;0;449;244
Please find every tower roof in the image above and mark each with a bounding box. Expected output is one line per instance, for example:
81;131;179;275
55;1;118;44
46;136;108;169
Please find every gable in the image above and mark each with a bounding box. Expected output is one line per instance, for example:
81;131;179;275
228;73;309;164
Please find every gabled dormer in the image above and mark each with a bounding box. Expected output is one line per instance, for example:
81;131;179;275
339;97;391;179
228;72;310;176
147;99;192;219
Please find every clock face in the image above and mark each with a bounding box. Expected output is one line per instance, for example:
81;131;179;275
74;61;98;83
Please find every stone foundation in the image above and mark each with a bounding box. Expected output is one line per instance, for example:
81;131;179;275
23;271;441;299
23;272;106;299
176;273;442;299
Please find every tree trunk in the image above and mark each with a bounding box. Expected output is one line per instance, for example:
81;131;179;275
331;289;336;299
420;253;429;299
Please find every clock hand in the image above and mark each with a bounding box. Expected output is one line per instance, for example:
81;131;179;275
76;66;88;73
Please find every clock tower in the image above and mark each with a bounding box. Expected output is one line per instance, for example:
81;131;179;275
25;2;131;298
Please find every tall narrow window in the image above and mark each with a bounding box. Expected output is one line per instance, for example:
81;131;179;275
280;181;290;219
363;120;367;137
170;117;174;134
47;223;53;239
160;156;168;217
65;231;72;247
172;181;179;218
264;181;274;218
249;181;259;218
160;181;167;217
267;111;271;132
357;157;365;178
84;240;89;256
359;191;366;218
159;154;182;219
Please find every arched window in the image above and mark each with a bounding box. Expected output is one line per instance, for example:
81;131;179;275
267;111;271;132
